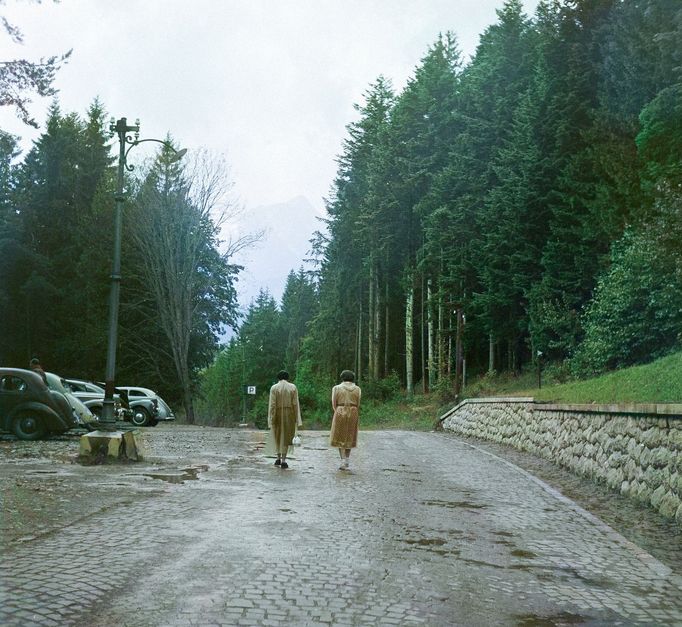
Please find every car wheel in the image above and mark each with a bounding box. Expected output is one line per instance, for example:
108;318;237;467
13;413;46;440
131;407;150;427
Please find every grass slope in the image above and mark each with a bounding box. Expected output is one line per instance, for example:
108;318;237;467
530;351;682;404
360;351;682;430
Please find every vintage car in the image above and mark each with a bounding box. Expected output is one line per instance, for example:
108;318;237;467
0;368;81;440
116;386;175;422
65;379;159;427
45;372;99;429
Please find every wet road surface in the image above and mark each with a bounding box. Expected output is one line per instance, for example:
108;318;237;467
1;426;681;626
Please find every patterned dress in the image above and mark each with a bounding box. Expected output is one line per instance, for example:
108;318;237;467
329;382;361;448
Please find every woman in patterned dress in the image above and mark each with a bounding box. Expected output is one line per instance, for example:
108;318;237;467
329;370;361;470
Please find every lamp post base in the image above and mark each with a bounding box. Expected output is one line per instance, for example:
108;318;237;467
79;429;145;462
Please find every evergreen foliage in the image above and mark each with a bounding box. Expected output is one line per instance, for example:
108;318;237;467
199;0;682;422
0;101;242;415
300;0;682;391
571;193;682;374
3;0;682;425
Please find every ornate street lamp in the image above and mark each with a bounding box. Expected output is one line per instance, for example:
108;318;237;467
99;117;186;430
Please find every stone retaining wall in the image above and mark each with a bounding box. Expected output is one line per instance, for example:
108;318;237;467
440;398;682;525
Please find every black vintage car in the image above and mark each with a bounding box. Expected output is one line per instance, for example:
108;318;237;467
0;368;80;440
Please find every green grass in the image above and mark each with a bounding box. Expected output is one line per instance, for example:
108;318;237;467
301;397;441;431
360;351;682;430
462;370;539;398
360;398;444;430
206;352;682;431
460;351;682;404
529;351;682;404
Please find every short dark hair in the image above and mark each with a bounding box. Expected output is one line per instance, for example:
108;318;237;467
30;358;41;367
340;370;355;382
277;370;289;381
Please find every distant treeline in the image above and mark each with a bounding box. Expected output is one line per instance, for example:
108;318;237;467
200;0;682;424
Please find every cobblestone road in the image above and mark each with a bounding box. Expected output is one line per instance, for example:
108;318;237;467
1;427;681;626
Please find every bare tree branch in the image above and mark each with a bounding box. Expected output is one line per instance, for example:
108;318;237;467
127;149;259;423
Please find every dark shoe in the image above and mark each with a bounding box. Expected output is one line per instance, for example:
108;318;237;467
280;461;289;469
274;459;281;466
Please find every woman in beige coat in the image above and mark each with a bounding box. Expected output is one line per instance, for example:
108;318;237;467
268;370;302;469
330;370;361;470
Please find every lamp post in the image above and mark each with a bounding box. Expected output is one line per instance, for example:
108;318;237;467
99;117;186;430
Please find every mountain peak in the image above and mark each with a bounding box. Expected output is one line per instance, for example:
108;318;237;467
234;196;322;306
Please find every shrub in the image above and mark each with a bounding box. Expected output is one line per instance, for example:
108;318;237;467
570;214;682;376
360;372;402;401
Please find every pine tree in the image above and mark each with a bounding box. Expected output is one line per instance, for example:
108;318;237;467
280;268;318;376
305;77;394;379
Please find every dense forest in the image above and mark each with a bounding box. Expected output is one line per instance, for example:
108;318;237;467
2;0;681;426
0;101;243;422
201;0;682;425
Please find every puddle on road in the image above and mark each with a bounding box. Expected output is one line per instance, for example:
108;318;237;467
509;562;615;588
510;549;537;559
142;465;208;484
417;547;461;556
422;499;487;510
382;467;421;475
514;611;586;626
400;537;461;556
493;530;515;538
458;557;508;570
551;566;615;590
452;556;535;572
404;538;447;547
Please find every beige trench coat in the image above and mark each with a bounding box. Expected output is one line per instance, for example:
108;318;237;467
267;380;302;454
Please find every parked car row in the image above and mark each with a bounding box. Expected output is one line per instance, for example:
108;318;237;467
0;368;94;440
0;367;175;440
66;379;158;427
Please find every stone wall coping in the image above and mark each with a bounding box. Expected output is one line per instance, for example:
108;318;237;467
438;397;534;422
535;402;682;417
439;396;682;420
458;397;536;404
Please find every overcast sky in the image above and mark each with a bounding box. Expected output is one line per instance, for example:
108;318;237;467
2;0;540;213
